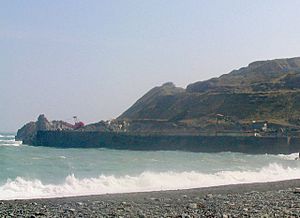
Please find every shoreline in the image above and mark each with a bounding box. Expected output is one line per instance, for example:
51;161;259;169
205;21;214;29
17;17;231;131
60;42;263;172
2;179;300;217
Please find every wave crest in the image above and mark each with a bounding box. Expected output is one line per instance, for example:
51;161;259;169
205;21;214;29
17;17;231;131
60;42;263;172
1;163;300;200
0;140;22;147
277;153;299;160
0;134;15;138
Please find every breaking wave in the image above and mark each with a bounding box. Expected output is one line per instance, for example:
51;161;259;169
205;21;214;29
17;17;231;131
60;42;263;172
1;163;300;200
277;153;299;160
0;133;22;147
0;140;22;147
0;134;15;138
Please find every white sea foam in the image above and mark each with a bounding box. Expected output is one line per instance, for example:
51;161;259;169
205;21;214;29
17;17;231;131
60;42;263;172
32;157;43;160
0;163;299;200
0;139;16;142
0;140;22;147
0;143;22;147
277;153;299;160
0;135;15;138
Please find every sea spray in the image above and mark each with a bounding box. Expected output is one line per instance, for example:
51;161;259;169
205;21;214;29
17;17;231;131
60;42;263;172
1;163;300;200
1;133;300;200
277;153;299;160
0;134;20;146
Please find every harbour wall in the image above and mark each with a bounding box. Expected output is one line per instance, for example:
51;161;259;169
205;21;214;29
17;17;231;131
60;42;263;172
33;131;300;154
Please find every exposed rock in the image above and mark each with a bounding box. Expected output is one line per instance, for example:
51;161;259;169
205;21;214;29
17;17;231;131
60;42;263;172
15;121;37;144
187;57;300;92
36;114;51;131
118;57;300;129
118;82;185;120
293;188;300;193
16;114;76;144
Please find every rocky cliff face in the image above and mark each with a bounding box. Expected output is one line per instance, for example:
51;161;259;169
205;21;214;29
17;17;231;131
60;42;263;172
15;121;37;144
16;114;75;144
119;82;185;120
186;57;300;93
16;57;300;144
119;57;300;129
36;114;51;131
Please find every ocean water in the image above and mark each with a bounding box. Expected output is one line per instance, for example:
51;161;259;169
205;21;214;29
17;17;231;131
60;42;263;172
1;132;300;200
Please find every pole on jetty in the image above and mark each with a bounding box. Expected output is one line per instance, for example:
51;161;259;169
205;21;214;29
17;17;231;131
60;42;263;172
287;136;291;145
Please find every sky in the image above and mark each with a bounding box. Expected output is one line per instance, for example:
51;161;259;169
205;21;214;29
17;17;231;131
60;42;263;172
1;0;300;132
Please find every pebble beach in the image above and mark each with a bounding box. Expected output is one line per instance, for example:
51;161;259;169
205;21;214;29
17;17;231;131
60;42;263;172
1;179;300;217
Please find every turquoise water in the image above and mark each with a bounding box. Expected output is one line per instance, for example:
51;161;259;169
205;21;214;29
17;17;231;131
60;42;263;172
1;132;300;199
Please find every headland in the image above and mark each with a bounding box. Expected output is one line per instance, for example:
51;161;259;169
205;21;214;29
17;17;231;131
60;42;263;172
16;57;300;154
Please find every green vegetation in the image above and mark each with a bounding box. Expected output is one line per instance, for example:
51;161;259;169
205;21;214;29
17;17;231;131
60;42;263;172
119;57;300;129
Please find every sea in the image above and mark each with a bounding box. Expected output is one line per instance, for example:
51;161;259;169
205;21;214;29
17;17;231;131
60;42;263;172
1;132;300;200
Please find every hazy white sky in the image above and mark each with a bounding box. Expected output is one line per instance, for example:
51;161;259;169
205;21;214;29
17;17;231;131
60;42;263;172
1;0;300;131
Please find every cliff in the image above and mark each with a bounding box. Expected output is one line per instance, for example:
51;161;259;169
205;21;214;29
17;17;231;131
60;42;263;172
15;114;76;144
16;57;300;147
119;57;300;130
187;57;300;92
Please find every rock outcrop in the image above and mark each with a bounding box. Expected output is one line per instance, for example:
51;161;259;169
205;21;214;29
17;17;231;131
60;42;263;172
16;114;76;144
36;114;51;131
15;121;37;145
